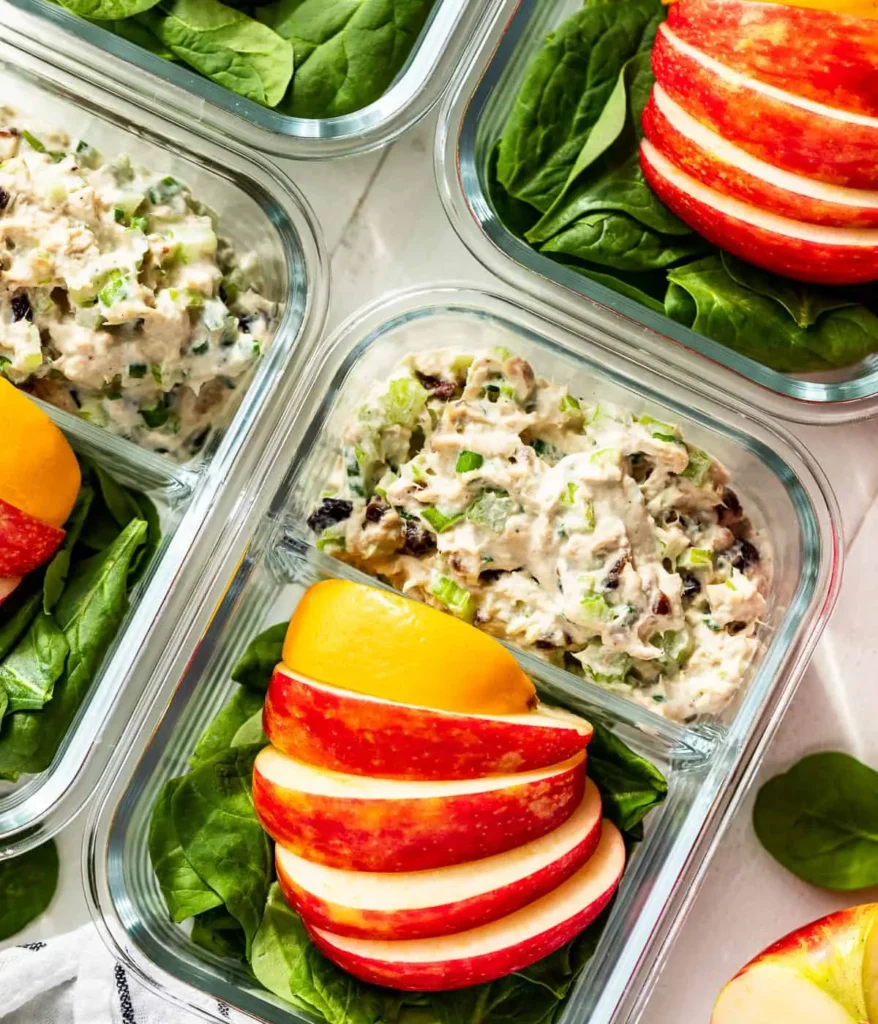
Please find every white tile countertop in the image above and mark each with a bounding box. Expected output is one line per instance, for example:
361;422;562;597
6;111;878;1023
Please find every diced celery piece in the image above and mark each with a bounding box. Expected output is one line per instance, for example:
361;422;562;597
652;432;683;445
560;482;577;506
167;222;217;262
147;175;183;205
678;547;713;570
456;450;484;473
581;593;612;622
681;446;713;485
578;643;632;684
421;506;464;533
151;364;163;386
654;629;693;664
638;414;680;438
430;573;476;622
21;130;45;153
97;269;129;307
316;527;346;553
584;501;596;531
130;215;150;234
141;400;171;429
590;447;620;466
467;491;515;533
383;376;428;427
491;345;512;361
559;393;582;420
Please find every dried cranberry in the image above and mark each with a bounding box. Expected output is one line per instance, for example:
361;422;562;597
364;500;388;523
402;519;436;556
0;189;9;212
11;294;32;322
722;487;742;516
534;639;555;650
479;568;506;583
307;498;353;534
415;372;459;400
603;556;628;591
653;593;671;616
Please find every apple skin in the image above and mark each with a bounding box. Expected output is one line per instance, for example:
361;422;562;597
305;821;625;992
712;904;878;1024
666;0;878;118
253;747;586;873
263;665;593;781
275;780;603;940
641;88;878;229
640;140;878;284
0;497;65;578
652;25;878;190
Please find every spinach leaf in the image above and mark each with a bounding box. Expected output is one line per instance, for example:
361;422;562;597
189;686;266;768
191;906;248;960
561;261;667;315
496;0;663;213
153;0;294;108
172;745;272;956
0;590;42;662
128;490;162;587
667;256;878;373
43;482;94;613
486;143;541;240
266;0;435;119
753;752;878;891
539;210;702;273
528;53;689;244
586;722;668;834
252;883;394;1023
664;280;697;327
0;840;59;940
230;621;286;691
59;0;162;20
720;253;862;329
90;14;179;58
0;612;69;714
149;776;224;922
0;518;147;779
94;466;143;528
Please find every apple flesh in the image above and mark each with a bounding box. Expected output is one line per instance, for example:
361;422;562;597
642;86;878;229
305;821;625;991
640;140;878;284
275;779;603;940
253;747;586;873
0;496;65;578
666;0;878;118
264;665;593;780
712;904;878;1024
652;24;878;189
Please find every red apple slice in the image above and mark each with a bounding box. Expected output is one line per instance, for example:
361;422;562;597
264;665;593;780
642;86;878;228
306;820;625;991
640;140;878;284
0;577;21;607
276;779;603;940
0;496;65;578
666;0;878;119
253;746;586;872
652;24;878;189
712;904;878;1024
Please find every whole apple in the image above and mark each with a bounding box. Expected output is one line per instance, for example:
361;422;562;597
712;904;878;1023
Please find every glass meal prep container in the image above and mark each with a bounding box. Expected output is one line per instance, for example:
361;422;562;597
85;286;840;1024
435;0;878;425
3;0;503;160
0;30;328;859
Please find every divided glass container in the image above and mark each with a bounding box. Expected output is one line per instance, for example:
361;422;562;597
435;0;878;424
3;0;504;159
0;29;328;858
86;285;841;1024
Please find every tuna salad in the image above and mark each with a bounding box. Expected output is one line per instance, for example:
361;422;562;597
0;109;275;459
308;348;770;722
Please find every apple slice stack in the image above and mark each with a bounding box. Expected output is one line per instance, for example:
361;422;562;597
639;0;878;284
253;664;626;991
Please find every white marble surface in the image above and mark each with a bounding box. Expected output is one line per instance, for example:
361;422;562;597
6;111;878;1024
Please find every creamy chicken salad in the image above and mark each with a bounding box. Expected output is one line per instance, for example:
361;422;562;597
0;109;275;459
308;348;770;722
